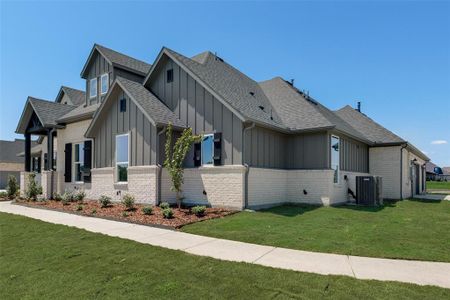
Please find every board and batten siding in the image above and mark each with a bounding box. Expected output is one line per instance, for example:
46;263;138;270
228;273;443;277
339;135;369;173
148;57;243;166
285;132;329;169
92;87;157;168
243;127;330;169
85;52;113;106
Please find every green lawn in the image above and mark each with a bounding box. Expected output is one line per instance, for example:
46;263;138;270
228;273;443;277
427;181;450;190
183;199;450;262
1;213;450;299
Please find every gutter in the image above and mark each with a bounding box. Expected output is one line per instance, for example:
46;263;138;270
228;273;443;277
242;122;255;209
400;143;407;199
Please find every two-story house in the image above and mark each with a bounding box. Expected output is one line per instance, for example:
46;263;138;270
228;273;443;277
15;44;429;209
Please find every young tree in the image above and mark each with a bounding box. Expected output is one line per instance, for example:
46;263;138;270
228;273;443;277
164;123;200;208
6;175;19;198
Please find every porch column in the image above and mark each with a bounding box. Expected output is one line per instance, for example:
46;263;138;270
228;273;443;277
47;129;54;170
25;132;31;172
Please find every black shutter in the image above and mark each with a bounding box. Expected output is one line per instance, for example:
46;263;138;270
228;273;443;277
213;132;222;166
64;143;72;183
44;153;48;171
37;157;41;173
193;142;201;167
83;140;92;183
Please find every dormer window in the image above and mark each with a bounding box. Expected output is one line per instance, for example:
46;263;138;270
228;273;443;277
101;73;109;95
90;78;97;99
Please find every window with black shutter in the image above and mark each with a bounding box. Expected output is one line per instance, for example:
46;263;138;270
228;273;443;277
213;132;222;166
193;142;201;167
64;143;72;182
83;140;92;183
44;153;48;171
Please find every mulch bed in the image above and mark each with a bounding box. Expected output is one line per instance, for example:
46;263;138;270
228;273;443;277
13;199;235;228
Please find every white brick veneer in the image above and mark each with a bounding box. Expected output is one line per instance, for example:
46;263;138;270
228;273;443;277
41;170;57;199
247;168;370;208
127;166;158;204
369;146;401;199
161;166;246;210
64;166;157;204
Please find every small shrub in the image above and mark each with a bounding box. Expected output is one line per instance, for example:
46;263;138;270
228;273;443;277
0;191;7;198
25;173;42;201
122;211;129;217
6;175;19;198
142;206;153;215
74;191;86;202
76;204;83;211
162;208;174;219
99;195;112;208
91;208;97;214
122;194;135;210
53;193;63;201
192;205;207;217
159;202;170;210
62;192;74;205
37;195;47;202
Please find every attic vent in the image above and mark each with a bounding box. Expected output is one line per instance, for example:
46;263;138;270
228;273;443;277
258;105;264;110
249;92;255;96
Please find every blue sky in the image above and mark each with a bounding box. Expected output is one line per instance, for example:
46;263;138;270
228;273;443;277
1;1;449;166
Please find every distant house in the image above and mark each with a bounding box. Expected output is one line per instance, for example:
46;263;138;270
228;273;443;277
0;139;36;189
15;44;429;209
426;162;450;181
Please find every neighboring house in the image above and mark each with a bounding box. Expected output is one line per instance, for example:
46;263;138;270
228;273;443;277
15;44;429;209
0;139;36;189
427;163;450;181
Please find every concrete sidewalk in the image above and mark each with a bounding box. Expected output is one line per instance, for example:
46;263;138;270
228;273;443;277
1;201;449;289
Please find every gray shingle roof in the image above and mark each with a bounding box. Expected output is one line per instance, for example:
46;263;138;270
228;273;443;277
57;103;100;123
0;139;37;163
165;48;287;130
259;77;333;130
29;97;77;127
117;77;185;128
60;86;85;106
335;105;405;144
96;44;151;75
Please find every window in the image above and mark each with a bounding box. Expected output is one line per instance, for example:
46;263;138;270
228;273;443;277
166;69;173;83
74;143;84;182
116;134;129;182
331;135;340;183
119;98;127;112
90;78;97;98
101;73;109;95
31;157;40;173
201;134;214;166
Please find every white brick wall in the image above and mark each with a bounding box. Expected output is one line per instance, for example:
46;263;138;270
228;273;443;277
41;170;57;199
127;166;158;204
161;166;246;210
247;168;287;208
19;171;31;197
247;168;368;208
287;169;334;205
369;146;401;199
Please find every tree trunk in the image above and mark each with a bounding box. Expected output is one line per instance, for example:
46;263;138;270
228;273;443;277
176;191;182;209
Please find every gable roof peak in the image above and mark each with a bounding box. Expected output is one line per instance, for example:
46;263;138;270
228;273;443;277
81;43;152;78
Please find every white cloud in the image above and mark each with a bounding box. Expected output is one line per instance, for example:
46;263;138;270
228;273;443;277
431;140;448;145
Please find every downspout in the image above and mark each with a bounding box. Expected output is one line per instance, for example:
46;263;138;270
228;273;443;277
156;127;167;205
400;143;407;200
242;123;255;209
